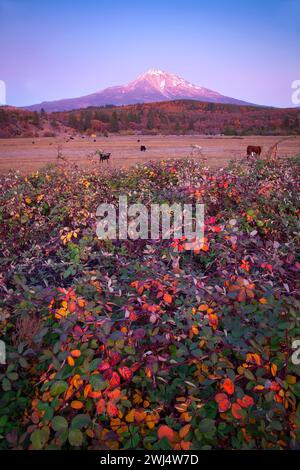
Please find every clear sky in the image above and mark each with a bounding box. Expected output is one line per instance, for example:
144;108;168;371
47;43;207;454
0;0;299;107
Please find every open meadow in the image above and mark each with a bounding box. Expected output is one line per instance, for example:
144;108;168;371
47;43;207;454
1;134;300;174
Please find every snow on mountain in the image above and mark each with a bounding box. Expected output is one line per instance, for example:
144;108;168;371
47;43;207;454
26;69;254;112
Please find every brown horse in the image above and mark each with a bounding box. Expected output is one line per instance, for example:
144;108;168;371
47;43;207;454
247;145;262;157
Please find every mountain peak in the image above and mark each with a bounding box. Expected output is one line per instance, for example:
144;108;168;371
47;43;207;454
144;68;166;75
26;69;254;112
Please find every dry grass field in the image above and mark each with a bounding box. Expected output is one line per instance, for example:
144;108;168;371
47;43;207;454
0;134;300;174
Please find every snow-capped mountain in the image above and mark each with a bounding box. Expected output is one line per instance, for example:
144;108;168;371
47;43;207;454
27;69;253;112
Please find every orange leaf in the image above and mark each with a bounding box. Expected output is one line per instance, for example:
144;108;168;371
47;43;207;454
271;363;277;377
198;304;208;312
181;411;192;422
68;300;76;313
106;388;121;401
208;312;218;330
71;349;81;358
67;356;75;367
163;293;173;304
180;440;191;450
146;412;160;429
89;390;102;399
134;409;147;423
157;425;175;442
125;409;135;423
71;400;84;410
221;378;235;395
246;353;262;366
179;424;191;439
84;384;92;399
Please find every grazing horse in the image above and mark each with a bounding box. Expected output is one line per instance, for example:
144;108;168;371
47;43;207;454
140;145;146;152
99;152;111;163
247;145;262;157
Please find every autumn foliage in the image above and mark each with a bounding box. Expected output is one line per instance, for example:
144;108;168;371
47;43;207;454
0;153;299;450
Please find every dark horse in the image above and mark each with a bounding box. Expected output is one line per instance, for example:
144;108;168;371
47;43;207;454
247;145;262;157
99;152;111;163
140;145;146;152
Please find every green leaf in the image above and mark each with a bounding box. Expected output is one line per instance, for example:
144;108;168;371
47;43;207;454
71;414;91;429
244;369;255;381
158;436;173;450
52;416;68;432
68;429;83;447
88;358;102;372
2;378;11;391
50;380;68;397
30;429;48;450
198;418;215;433
89;375;106;391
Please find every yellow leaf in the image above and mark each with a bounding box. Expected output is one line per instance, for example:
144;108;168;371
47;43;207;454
286;375;296;384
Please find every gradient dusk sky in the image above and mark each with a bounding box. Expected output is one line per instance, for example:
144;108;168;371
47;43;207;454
0;0;299;108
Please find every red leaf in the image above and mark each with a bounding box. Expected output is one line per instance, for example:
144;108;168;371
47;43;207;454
109;371;120;389
118;366;133;381
237;395;254;408
96;398;105;415
221;378;235;395
107;401;118;417
232;403;243;419
215;393;228;403
109;352;121;366
98;361;111;372
215;393;231;412
157;425;175;442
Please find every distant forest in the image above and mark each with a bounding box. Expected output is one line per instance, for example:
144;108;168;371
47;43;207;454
1;100;300;137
